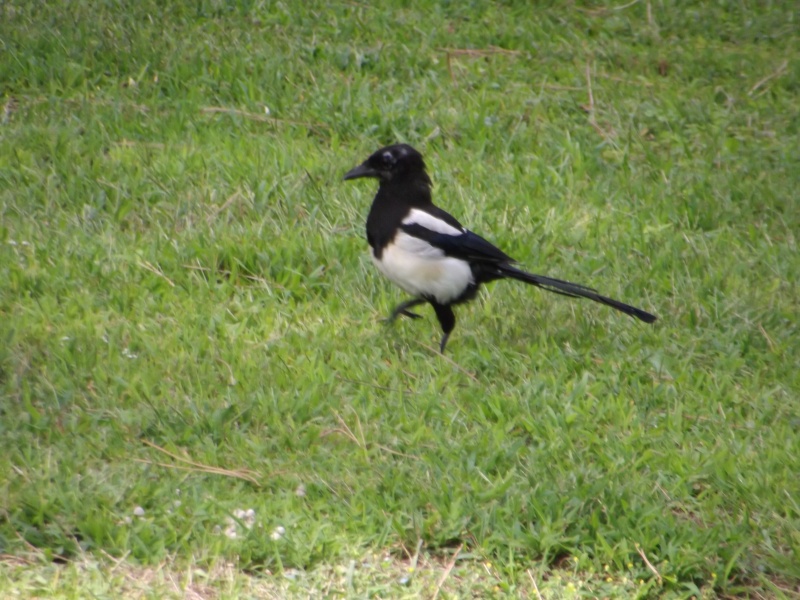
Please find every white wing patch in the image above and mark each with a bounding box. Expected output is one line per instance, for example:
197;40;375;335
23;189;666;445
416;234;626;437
373;232;473;304
402;208;464;236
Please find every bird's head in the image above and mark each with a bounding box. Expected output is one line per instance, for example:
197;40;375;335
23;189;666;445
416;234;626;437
343;144;429;185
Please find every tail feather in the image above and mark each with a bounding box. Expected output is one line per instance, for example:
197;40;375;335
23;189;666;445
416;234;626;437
498;264;657;324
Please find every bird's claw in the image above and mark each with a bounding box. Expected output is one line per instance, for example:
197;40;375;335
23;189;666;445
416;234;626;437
384;309;422;324
399;309;422;319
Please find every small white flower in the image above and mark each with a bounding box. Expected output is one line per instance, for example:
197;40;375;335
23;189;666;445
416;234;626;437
270;525;285;540
221;517;238;539
295;484;306;497
232;508;256;529
133;506;145;517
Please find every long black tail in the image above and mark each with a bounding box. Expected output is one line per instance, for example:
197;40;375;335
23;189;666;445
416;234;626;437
499;264;657;323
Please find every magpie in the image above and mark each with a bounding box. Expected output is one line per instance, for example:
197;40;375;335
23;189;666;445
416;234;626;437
344;143;657;353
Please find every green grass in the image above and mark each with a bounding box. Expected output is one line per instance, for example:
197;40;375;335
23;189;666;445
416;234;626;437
0;551;658;599
1;0;798;597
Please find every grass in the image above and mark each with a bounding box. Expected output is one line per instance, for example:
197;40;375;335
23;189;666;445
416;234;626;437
0;550;658;599
1;0;798;597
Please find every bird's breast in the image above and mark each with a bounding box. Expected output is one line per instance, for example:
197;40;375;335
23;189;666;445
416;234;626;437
372;232;473;304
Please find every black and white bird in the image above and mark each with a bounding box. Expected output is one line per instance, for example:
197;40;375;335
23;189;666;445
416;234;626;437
344;143;656;353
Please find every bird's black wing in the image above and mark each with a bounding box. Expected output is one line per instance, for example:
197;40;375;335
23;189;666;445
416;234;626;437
400;222;514;264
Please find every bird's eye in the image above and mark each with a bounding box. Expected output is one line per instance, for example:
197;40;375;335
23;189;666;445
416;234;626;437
381;151;395;166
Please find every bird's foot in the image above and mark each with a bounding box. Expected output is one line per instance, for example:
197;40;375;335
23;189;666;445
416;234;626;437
385;299;425;324
383;309;422;324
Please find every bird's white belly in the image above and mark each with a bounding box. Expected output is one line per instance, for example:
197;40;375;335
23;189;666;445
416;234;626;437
373;232;473;304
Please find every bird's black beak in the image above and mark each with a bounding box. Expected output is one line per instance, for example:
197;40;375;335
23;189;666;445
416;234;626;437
343;163;378;181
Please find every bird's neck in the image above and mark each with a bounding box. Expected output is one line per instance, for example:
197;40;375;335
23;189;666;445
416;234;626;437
375;172;433;208
365;173;435;255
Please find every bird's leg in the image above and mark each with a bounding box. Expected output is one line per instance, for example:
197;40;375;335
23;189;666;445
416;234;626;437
431;303;456;354
439;332;451;354
386;298;425;323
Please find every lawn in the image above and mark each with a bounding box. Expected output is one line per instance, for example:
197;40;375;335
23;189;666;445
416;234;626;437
1;0;798;597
